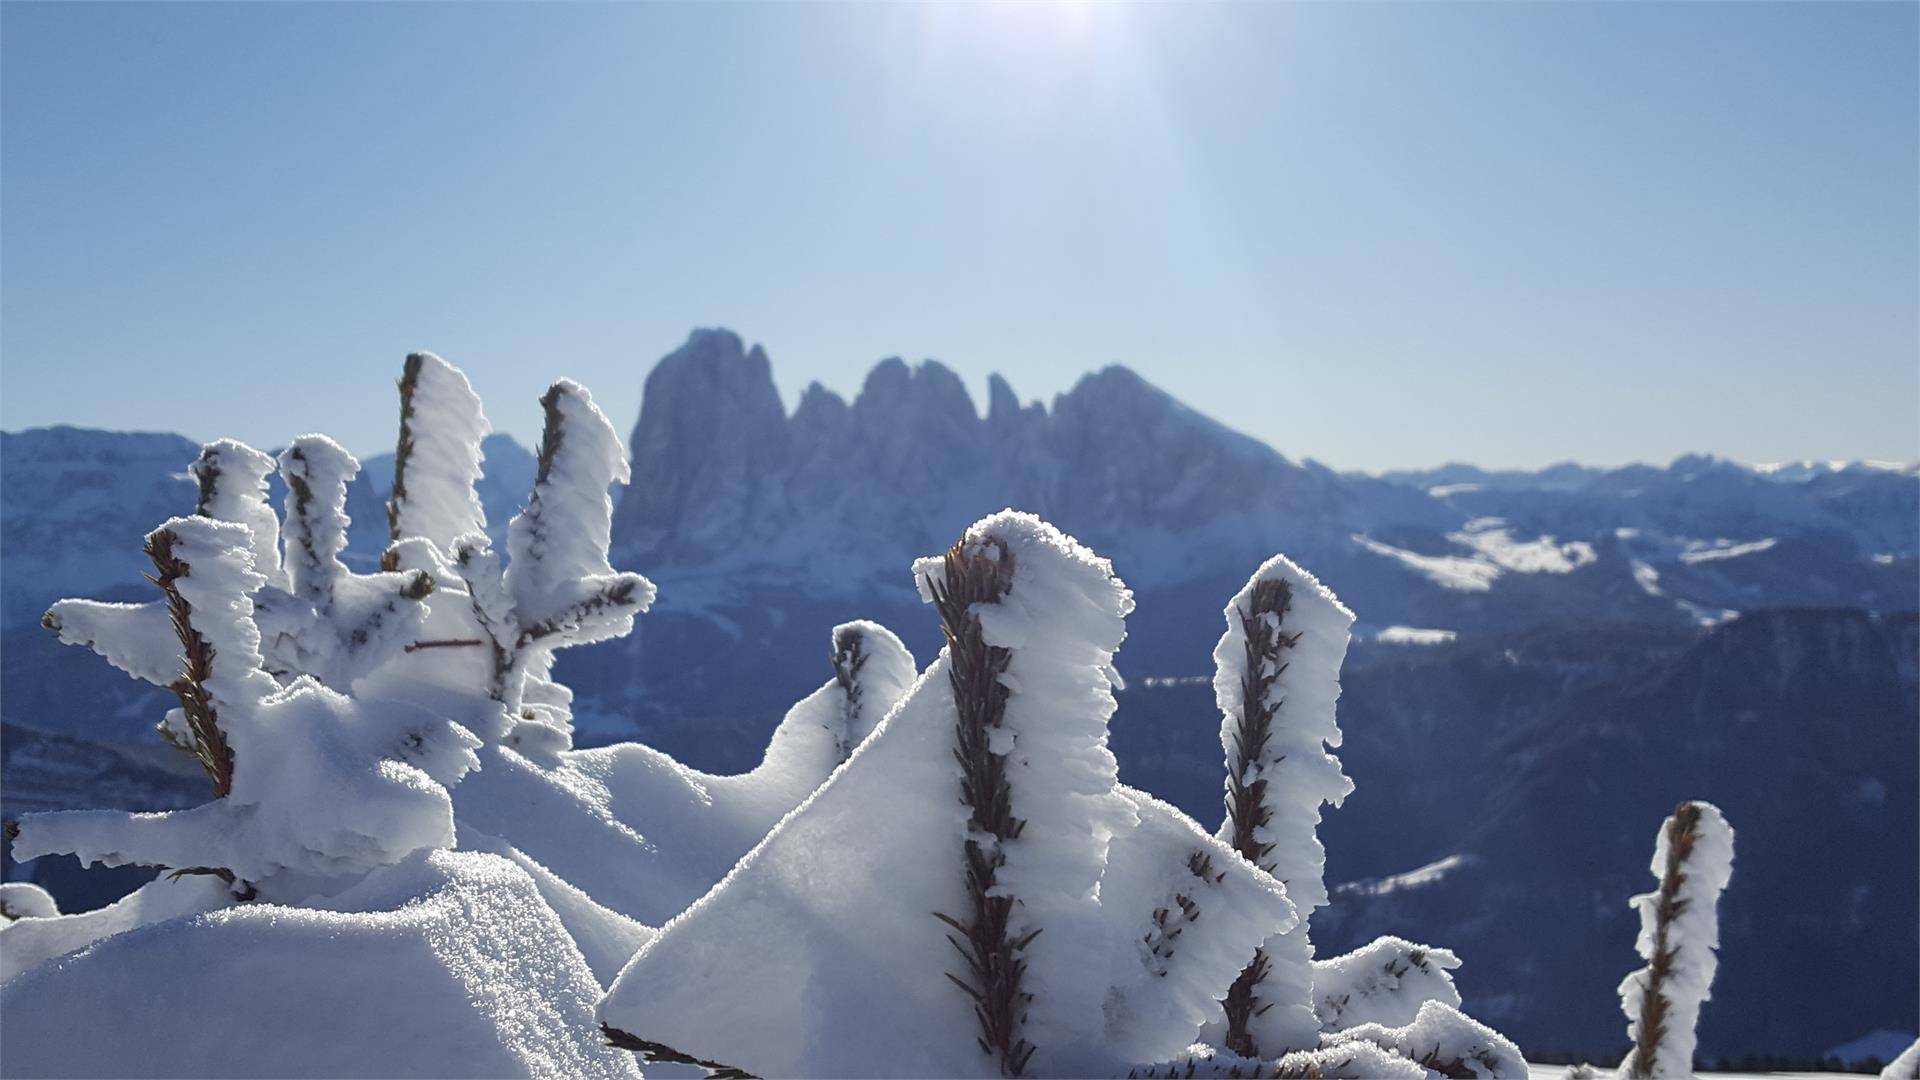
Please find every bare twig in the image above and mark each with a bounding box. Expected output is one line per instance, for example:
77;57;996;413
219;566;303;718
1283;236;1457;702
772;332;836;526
404;638;486;653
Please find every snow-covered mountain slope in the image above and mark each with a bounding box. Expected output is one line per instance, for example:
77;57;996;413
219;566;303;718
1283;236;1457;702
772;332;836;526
612;328;1451;592
567;329;1916;751
611;330;1912;611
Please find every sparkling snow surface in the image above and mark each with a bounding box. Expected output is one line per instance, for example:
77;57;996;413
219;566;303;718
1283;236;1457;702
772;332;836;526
0;851;640;1080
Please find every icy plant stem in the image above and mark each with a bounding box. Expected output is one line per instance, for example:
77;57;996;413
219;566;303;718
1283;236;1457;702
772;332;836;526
830;624;869;764
928;535;1037;1078
282;449;332;609
600;1023;757;1079
1222;576;1298;1058
1624;802;1704;1079
145;529;235;798
386;352;425;544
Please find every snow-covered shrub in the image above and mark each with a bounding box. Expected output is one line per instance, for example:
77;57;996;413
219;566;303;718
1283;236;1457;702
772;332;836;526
5;352;675;1075
1131;1004;1523;1080
374;355;654;753
49;433;443;713
1129;1041;1426;1080
1321;1000;1527;1079
598;511;1299;1078
1207;553;1497;1072
1311;936;1463;1032
1615;800;1735;1079
19;516;473;898
1213;555;1356;1056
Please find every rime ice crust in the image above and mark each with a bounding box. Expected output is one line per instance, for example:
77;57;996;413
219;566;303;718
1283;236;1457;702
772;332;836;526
1322;999;1528;1079
190;438;287;590
1213;552;1356;915
915;510;1140;1061
42;598;181;685
506;379;654;641
1615;801;1735;1079
1213;552;1357;1054
1311;936;1463;1032
388;351;492;551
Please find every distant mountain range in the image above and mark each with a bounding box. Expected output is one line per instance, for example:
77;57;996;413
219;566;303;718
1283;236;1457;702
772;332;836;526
2;327;1914;1059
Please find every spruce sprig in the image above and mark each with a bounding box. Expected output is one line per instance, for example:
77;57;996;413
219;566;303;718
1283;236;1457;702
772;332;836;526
1622;801;1705;1079
927;534;1037;1078
144;528;235;799
830;624;870;763
1222;575;1300;1058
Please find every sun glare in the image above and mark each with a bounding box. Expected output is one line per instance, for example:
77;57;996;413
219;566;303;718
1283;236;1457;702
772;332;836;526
921;0;1108;60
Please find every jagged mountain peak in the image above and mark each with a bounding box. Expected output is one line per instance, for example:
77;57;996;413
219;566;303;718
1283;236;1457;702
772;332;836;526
850;356;977;427
791;381;850;427
985;373;1022;425
645;328;776;402
608;330;1349;579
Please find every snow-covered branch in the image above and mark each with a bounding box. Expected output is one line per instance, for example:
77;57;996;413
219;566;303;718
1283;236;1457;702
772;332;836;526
1616;800;1735;1079
1216;554;1356;1056
387;351;491;551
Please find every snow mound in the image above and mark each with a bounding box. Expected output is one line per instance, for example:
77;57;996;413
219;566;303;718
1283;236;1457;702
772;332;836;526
14;679;469;889
453;621;918;925
0;873;234;984
0;850;640;1080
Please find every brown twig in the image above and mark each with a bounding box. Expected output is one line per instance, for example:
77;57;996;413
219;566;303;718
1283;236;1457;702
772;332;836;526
146;528;235;799
927;534;1036;1078
600;1024;757;1079
1623;801;1705;1079
830;624;869;763
387;353;425;542
1222;576;1299;1057
404;638;486;653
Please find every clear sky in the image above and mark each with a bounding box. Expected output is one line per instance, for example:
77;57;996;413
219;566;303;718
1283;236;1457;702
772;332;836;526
3;2;1914;471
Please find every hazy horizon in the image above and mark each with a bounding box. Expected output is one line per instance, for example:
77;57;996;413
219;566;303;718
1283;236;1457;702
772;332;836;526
5;325;1916;478
3;2;1915;471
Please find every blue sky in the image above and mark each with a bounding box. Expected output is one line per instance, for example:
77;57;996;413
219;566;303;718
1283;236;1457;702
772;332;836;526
3;1;1914;471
